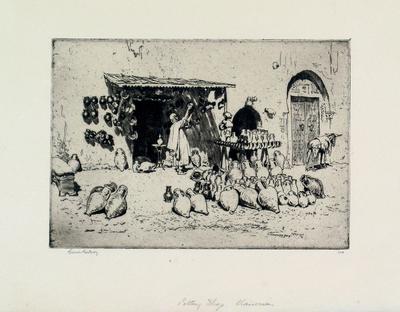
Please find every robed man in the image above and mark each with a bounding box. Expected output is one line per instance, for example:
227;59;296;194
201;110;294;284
167;103;194;173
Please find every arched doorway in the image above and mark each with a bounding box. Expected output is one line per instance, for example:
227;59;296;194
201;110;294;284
232;104;261;137
229;101;262;160
286;70;329;166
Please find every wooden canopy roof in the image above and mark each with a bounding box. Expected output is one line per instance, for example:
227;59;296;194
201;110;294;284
104;73;236;89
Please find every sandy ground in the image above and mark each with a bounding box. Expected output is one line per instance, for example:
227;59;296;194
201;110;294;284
50;163;349;249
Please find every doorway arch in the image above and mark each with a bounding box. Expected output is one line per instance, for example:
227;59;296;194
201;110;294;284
229;103;262;160
287;70;329;100
232;104;261;137
286;70;329;166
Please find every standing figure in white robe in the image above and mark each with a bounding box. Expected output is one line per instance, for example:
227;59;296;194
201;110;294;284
167;103;193;173
218;111;233;170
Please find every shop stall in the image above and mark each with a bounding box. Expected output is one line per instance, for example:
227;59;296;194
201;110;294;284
103;73;235;166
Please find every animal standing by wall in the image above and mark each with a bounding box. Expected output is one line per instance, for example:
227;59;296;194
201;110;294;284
306;133;341;170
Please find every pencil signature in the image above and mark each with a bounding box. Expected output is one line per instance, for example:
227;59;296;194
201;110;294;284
67;249;98;256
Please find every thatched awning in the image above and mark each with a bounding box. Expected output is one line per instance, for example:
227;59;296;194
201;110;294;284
104;73;236;89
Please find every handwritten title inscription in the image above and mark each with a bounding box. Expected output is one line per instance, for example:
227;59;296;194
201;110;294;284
177;297;273;311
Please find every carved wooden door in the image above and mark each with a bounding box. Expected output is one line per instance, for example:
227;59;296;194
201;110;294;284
291;96;307;165
305;97;320;143
291;96;320;165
